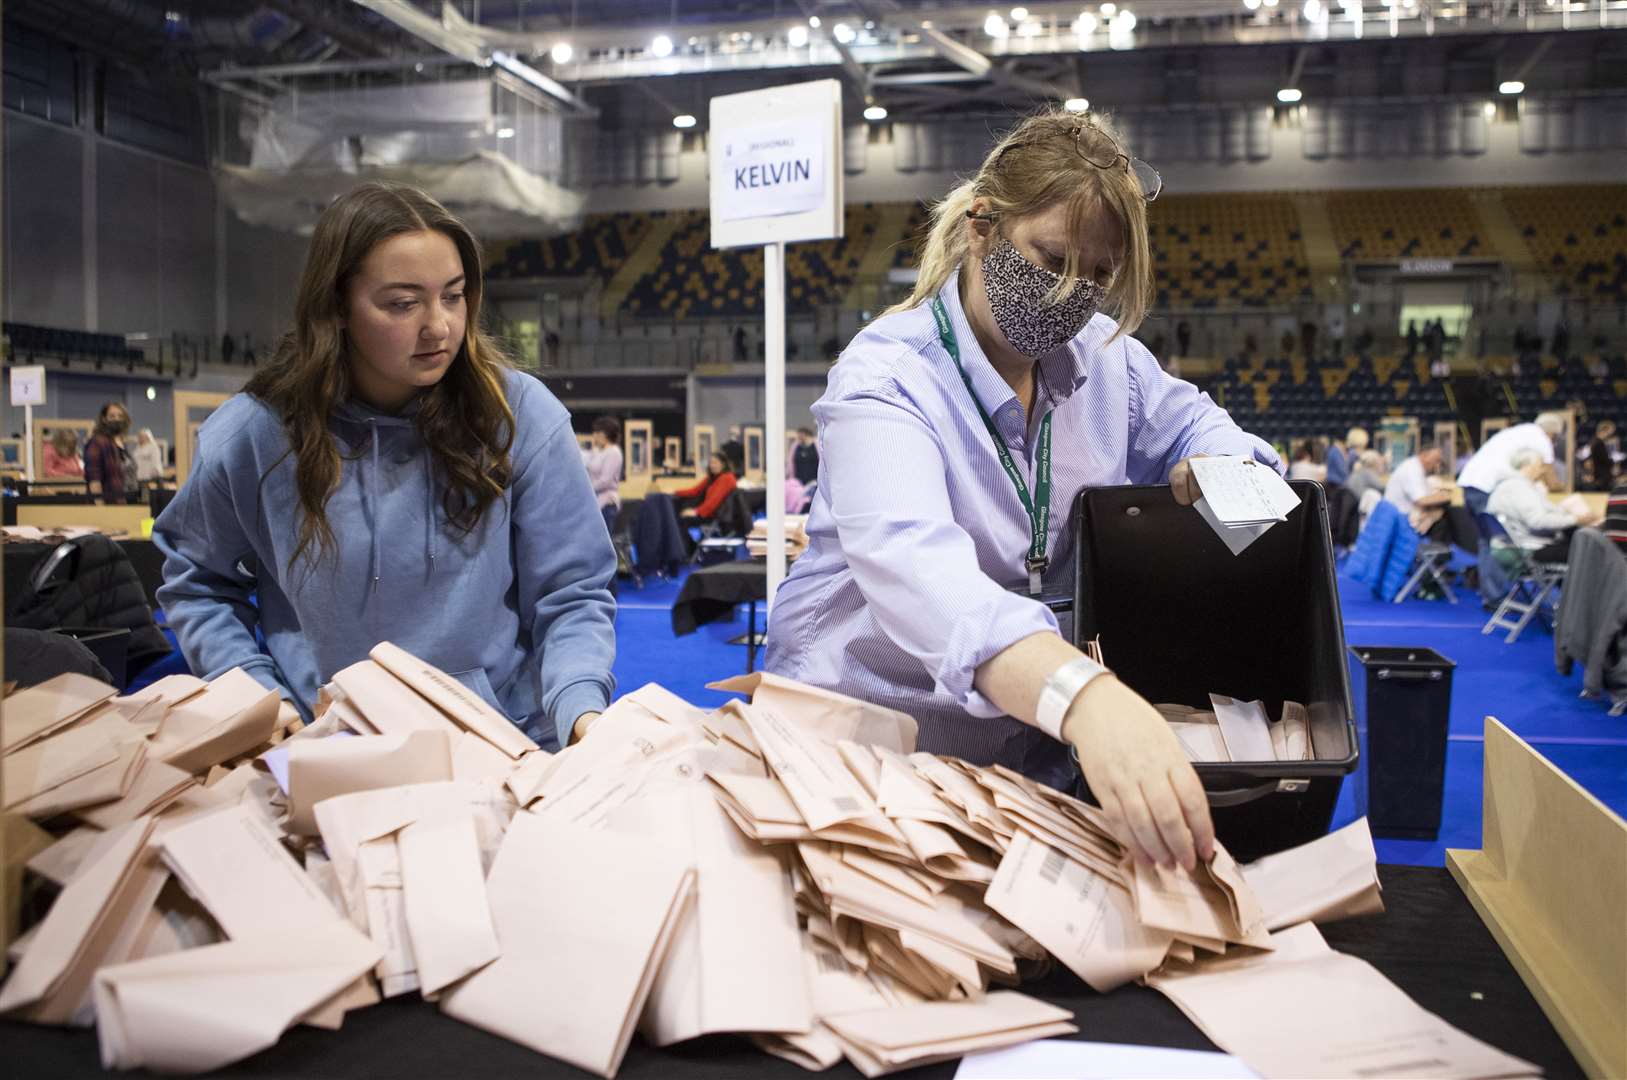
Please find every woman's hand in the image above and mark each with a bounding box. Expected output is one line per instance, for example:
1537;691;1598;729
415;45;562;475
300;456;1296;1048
1168;456;1206;506
1062;675;1216;871
570;710;601;745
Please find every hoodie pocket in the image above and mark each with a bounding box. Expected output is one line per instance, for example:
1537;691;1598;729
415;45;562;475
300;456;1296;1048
446;666;506;720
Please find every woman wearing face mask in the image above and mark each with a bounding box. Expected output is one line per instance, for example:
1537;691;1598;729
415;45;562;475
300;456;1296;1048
764;109;1280;873
155;182;616;750
84;402;135;504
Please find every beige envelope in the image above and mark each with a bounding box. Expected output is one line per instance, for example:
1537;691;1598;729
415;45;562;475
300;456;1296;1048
908;754;1013;845
449;730;516;784
986;829;1174;992
356;832;417;997
526;706;692;808
799;843;1015;973
397;811;499;996
618;788;811;1047
1;672;117;753
1131;846;1271;948
150;669;281;775
503;748;558;805
439;811;696;1079
708;671;918;754
822;991;1077;1078
284;731;453;834
368;642;535;759
27;826;105;887
614;682;713;733
1241;817;1383;931
123;879;223;962
114;674;207;711
92;922;381;1074
1278;701;1312;762
7;710;147;819
74;758;195;831
159;803;343;938
329;658;462;738
0;817;157;1024
741;704;879;832
1148;922;1538;1080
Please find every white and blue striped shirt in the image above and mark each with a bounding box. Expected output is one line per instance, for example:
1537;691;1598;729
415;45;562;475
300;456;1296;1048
764;268;1280;771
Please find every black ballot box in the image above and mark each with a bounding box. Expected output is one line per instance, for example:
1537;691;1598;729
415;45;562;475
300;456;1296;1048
1071;480;1358;861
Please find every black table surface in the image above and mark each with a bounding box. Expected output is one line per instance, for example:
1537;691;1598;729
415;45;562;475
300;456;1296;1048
671;560;767;637
1;865;1580;1080
4;538;167;610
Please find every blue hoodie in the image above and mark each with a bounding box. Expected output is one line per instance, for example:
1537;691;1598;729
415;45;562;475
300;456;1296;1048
154;368;616;750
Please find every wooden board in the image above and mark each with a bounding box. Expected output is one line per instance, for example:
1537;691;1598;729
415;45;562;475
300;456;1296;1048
743;424;765;483
692;424;716;479
624;419;653;481
16;503;150;535
173;391;233;488
1446;718;1627;1080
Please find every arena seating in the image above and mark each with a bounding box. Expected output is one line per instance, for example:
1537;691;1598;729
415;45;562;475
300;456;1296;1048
1147;193;1313;308
1327;188;1489;260
484;212;656;283
3;321;147;368
1502;185;1627;301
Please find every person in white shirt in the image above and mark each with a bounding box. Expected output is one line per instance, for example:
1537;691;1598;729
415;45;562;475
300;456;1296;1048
1486;448;1602;564
583;416;624;534
131;428;165;484
1384;444;1451;538
1458;413;1563;602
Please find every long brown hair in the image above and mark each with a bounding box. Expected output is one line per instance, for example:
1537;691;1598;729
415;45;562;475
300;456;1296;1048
886;108;1153;341
245;182;514;570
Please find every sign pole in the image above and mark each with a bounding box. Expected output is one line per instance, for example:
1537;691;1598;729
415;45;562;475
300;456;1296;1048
764;240;787;614
23;404;34;482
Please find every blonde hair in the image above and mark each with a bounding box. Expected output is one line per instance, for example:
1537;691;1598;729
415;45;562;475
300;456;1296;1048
1346;427;1370;450
885;108;1154;341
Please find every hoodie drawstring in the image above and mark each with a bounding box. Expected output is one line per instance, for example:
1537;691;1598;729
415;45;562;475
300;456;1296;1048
368;419;381;593
424;455;437;575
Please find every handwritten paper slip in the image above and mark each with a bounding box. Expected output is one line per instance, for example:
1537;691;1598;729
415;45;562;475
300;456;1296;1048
439;812;696;1078
986;830;1174;992
1147;923;1538;1079
956;1039;1258;1080
1189;456;1302;555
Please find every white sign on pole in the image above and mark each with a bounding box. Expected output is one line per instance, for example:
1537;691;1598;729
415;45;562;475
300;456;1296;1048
709;80;843;614
710;80;843;251
9;365;46;407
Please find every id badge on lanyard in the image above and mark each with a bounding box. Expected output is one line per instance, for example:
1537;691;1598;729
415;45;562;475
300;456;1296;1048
932;295;1052;596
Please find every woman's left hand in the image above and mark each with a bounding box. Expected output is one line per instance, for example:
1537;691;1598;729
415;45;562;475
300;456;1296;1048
570;711;601;745
1169;456;1206;506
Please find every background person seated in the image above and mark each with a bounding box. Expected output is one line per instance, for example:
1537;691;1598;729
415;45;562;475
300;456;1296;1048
1488;448;1603;565
1385;443;1452;541
676;451;738;524
41;428;84;479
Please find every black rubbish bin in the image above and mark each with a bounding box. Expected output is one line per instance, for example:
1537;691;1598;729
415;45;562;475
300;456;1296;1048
1347;646;1455;840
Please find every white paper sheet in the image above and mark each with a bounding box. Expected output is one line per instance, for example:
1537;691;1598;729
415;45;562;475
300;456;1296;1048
955;1039;1259;1080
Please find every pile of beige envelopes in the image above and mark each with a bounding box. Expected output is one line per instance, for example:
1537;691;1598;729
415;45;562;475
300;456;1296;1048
2;643;1537;1078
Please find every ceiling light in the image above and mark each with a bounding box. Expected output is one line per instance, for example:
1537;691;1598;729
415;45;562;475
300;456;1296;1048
1075;11;1099;32
1304;0;1323;18
496;127;515;138
1064;97;1090;112
833;21;857;43
145;386;157;400
673;114;696;129
1263;0;1278;7
650;34;673;58
1482;101;1497;118
1499;79;1525;94
788;24;809;47
1011;5;1030;18
1244;0;1262;8
1277;87;1303;102
985;13;1010;37
1017;19;1042;36
1101;2;1117;13
863;104;888;121
1117;8;1136;28
808;15;821;27
550;41;573;64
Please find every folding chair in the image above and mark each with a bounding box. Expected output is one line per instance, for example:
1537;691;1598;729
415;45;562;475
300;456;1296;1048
1393;541;1457;604
1474;511;1565;644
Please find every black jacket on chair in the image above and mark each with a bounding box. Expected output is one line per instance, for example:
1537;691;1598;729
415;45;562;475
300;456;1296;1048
8;534;171;680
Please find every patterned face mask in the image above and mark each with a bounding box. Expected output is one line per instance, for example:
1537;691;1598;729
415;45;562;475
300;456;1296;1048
979;237;1105;359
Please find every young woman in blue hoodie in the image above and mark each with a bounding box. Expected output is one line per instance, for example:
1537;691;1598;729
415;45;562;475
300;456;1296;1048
155;183;616;750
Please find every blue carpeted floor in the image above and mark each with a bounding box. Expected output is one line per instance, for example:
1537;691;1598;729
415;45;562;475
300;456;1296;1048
611;561;1627;868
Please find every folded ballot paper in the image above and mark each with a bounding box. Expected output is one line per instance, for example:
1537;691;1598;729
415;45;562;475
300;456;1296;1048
2;644;1530;1080
1189;456;1302;555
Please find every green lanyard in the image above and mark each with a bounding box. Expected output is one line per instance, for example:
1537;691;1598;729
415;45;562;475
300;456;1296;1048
932;295;1052;596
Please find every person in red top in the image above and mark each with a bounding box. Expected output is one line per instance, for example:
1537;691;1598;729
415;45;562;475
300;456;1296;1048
1605;476;1627;555
676;451;738;522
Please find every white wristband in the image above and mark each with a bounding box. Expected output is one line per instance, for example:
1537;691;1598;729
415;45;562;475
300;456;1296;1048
1035;656;1110;741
